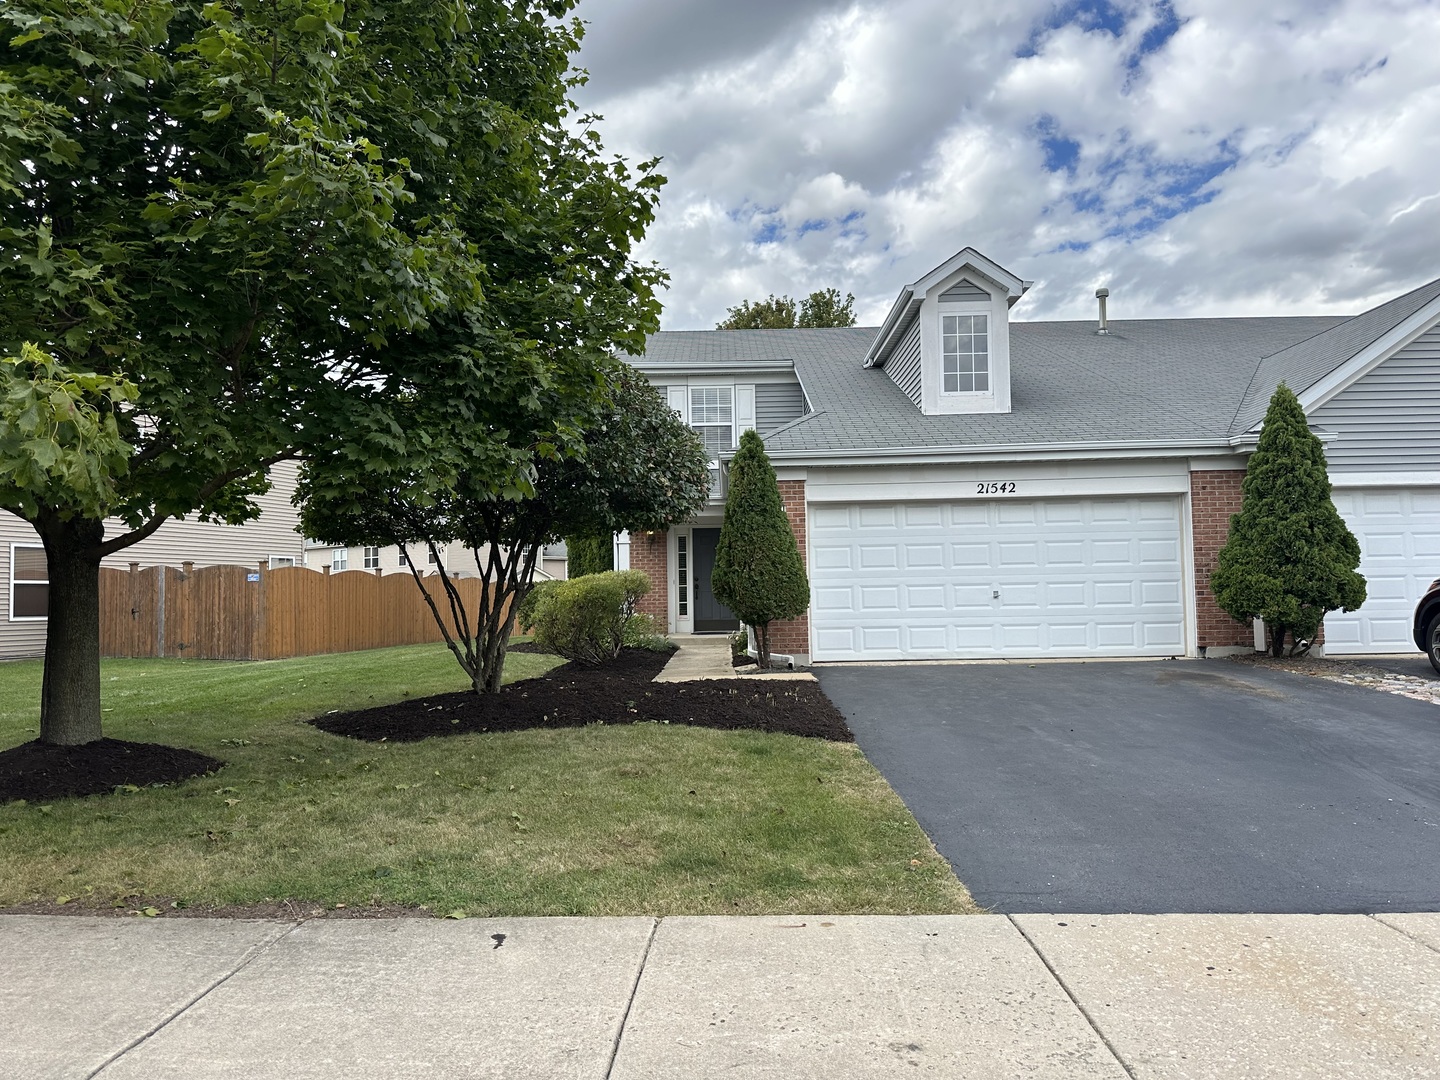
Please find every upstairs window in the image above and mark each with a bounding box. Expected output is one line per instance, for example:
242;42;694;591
331;549;348;572
689;386;734;456
9;545;48;620
363;546;380;570
942;313;989;394
690;386;734;495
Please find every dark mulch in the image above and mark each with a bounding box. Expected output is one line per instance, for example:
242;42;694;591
0;739;224;804
311;647;854;743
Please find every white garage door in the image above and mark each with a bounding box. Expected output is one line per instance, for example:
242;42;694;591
1326;487;1440;653
810;497;1186;661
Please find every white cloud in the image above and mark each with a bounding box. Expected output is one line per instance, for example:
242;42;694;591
572;0;1440;328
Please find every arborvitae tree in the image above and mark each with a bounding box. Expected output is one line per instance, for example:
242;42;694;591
1211;384;1366;657
711;430;810;667
565;533;614;578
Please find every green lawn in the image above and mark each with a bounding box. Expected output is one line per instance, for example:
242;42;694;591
0;645;975;916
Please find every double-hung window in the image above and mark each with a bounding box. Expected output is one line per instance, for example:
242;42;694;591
690;386;734;495
9;545;48;620
331;548;348;572
363;546;380;570
941;313;989;394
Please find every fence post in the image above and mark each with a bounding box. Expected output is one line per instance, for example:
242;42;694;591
257;560;269;661
156;566;166;658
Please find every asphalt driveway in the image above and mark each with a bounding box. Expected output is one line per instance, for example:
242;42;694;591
818;659;1440;914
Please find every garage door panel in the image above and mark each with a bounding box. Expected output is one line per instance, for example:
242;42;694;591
811;496;1186;660
1327;486;1436;653
1091;540;1133;565
904;585;947;610
952;544;990;568
904;544;944;567
812;545;853;570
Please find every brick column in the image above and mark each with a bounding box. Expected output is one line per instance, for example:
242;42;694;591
630;530;669;627
766;479;810;661
1190;470;1254;650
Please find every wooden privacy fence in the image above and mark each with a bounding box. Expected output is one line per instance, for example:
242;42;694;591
100;563;490;660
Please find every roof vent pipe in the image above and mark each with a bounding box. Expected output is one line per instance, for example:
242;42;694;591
1095;287;1110;334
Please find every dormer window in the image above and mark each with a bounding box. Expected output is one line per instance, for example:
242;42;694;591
942;313;989;394
864;246;1031;416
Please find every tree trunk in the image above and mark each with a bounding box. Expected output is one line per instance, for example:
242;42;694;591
755;623;770;670
1269;624;1287;658
37;515;106;746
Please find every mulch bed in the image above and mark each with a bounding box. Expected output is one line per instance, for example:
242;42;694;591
311;647;854;743
0;739;225;804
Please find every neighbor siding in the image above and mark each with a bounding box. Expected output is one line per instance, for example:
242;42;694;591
755;382;807;433
1312;324;1440;472
885;319;923;406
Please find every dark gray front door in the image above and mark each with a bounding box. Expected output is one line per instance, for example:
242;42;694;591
691;528;739;632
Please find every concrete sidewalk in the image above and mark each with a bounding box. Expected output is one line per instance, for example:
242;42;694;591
4;914;1439;1079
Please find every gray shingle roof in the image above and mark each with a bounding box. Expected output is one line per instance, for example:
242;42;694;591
1229;275;1440;435
639;319;1342;454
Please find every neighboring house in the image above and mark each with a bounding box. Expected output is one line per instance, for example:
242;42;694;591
304;540;569;581
626;247;1440;664
1;462;307;661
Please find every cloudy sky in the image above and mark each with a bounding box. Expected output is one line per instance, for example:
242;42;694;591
569;0;1440;329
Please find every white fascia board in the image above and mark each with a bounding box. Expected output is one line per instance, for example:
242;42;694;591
911;248;1028;299
630;360;795;378
863;291;917;368
1328;471;1440;487
1296;294;1440;416
1229;428;1338;450
765;439;1241;467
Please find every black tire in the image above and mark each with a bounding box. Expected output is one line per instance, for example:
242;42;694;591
1429;617;1440;676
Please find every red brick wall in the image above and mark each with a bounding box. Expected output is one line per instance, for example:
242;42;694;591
1191;470;1255;649
629;531;668;626
766;479;811;657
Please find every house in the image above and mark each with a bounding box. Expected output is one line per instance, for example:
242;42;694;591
1;462;307;661
625;248;1440;664
303;539;569;582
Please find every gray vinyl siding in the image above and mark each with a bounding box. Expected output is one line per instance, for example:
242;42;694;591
1313;325;1440;472
0;463;305;660
939;278;989;302
885;319;923;406
755;382;807;433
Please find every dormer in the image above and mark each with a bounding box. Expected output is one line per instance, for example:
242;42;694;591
863;248;1032;415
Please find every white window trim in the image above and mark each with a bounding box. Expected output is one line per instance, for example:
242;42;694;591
939;310;991;397
331;548;348;572
9;542;48;622
362;546;380;570
268;555;297;568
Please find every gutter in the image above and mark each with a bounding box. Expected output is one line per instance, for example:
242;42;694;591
761;438;1259;467
629;359;797;377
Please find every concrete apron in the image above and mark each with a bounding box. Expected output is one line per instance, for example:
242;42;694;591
4;914;1439;1079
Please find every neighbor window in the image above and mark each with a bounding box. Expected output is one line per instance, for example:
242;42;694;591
269;555;296;569
398;549;409;568
690;386;733;494
941;313;989;393
331;549;348;571
427;547;441;566
363;546;380;570
9;545;48;620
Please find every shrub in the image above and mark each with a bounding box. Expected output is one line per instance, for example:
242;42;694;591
711;430;809;667
623;612;672;652
565;533;614;578
532;570;650;663
515;579;562;634
1211;383;1367;656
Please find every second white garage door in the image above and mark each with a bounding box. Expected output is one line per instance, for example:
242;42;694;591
810;496;1186;661
1325;486;1440;653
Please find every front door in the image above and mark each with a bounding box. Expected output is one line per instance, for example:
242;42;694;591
691;528;740;632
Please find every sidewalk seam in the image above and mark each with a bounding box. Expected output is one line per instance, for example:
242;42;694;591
605;916;659;1079
87;920;301;1078
1008;915;1137;1080
1367;913;1440;955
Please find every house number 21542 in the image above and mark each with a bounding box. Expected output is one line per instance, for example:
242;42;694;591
976;482;1017;494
